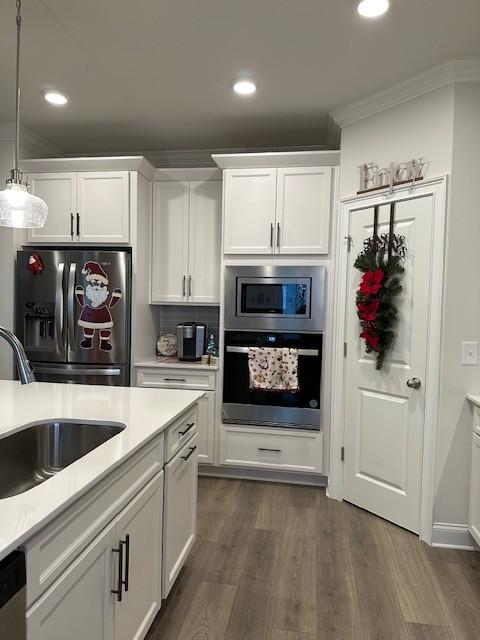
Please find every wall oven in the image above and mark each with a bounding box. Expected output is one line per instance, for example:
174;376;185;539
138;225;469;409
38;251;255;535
224;265;325;333
223;331;322;429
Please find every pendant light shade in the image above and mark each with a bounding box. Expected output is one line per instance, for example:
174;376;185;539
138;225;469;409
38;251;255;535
0;0;48;229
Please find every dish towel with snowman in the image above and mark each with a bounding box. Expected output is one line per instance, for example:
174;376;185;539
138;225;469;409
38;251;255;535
248;347;299;392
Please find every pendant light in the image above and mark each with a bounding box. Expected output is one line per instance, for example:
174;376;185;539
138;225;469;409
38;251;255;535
0;0;48;229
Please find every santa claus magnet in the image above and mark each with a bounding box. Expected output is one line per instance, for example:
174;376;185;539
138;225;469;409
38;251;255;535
27;254;44;275
75;261;122;351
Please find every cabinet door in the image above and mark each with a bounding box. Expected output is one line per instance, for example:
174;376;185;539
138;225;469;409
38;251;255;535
77;171;130;243
27;173;77;243
151;181;189;303
163;433;198;597
188;181;222;304
27;521;115;640
469;434;480;546
276;166;332;254
223;168;276;254
114;472;163;640
197;391;215;464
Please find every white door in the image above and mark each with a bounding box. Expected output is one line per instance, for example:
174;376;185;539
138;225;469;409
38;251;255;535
223;168;277;254
188;181;221;304
197;390;215;464
27;173;77;243
469;433;480;545
276;166;332;254
151;181;189;303
163;433;198;597
343;195;433;533
114;472;163;640
77;171;130;243
27;521;115;640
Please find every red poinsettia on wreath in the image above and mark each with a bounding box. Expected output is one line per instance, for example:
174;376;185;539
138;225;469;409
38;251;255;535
359;269;384;295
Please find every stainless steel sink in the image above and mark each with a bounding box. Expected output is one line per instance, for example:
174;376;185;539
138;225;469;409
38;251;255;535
0;420;126;499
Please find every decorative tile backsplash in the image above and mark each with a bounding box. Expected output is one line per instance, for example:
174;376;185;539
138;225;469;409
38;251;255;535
156;305;220;341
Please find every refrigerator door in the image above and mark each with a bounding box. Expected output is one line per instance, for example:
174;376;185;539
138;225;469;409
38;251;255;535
67;250;131;365
16;250;68;363
31;362;129;386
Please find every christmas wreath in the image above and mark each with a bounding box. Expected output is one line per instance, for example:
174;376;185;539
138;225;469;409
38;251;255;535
354;233;407;370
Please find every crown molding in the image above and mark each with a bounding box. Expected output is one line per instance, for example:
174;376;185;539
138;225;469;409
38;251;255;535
20;155;156;179
212;149;340;169
331;58;480;128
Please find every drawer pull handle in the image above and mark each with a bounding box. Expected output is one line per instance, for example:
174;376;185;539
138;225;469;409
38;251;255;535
164;378;187;382
111;540;125;602
182;445;197;461
258;447;282;453
179;422;195;436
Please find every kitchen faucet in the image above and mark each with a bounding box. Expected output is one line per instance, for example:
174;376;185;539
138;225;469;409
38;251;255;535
0;325;35;384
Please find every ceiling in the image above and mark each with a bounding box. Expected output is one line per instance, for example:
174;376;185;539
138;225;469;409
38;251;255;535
0;0;479;154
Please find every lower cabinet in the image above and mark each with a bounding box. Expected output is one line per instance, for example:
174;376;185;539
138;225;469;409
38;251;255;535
197;391;215;464
469;433;480;546
27;472;164;640
163;434;198;597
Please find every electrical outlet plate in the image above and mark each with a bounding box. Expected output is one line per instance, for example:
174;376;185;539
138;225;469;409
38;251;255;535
462;341;479;366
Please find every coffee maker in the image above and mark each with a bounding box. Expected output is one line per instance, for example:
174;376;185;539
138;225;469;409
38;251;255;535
176;322;206;361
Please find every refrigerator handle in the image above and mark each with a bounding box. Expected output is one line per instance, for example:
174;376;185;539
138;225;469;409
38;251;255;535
68;263;77;349
55;262;65;352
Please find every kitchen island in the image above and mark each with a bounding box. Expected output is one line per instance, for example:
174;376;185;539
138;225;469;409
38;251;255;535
0;380;203;640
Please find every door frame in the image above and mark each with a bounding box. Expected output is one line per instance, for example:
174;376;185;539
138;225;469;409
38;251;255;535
329;176;448;544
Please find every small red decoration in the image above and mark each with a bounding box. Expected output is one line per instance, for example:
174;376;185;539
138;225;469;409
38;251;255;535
357;298;380;322
27;254;44;275
359;269;384;295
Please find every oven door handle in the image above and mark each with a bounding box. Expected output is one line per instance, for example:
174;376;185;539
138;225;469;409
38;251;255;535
225;346;319;357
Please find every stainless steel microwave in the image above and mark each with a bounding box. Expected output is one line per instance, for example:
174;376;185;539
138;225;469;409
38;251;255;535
224;265;325;332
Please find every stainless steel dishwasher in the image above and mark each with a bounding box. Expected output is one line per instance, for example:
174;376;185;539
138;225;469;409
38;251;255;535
0;550;26;639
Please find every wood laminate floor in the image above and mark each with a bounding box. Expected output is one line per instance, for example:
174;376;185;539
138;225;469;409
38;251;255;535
146;478;480;640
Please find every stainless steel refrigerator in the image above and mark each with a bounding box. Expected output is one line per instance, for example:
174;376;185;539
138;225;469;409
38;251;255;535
16;249;131;386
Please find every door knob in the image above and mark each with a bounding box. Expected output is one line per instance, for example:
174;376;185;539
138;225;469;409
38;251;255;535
406;377;421;389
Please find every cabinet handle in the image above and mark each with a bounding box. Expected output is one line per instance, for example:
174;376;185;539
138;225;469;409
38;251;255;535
181;445;197;461
122;534;130;593
111;541;124;602
179;422;195;436
164;377;187;382
70;213;75;238
270;222;274;249
76;212;80;237
182;275;186;297
277;222;281;249
258;447;282;453
188;275;192;297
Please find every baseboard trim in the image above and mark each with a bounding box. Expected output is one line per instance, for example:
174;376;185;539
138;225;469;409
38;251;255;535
199;464;328;487
431;522;478;550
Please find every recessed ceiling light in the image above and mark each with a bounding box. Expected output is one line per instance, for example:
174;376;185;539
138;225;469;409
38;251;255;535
43;90;68;106
233;80;256;96
358;0;390;18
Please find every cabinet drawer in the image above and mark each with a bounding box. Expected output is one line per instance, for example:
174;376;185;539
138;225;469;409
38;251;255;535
219;426;323;474
136;367;215;391
25;436;164;607
165;406;198;463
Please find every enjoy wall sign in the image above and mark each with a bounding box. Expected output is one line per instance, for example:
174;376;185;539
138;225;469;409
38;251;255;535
358;158;426;195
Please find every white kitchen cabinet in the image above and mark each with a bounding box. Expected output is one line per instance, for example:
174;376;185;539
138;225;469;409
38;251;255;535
276;166;332;254
114;472;163;640
151;181;190;304
223;166;333;255
27;173;77;243
27;520;116;640
26;170;130;244
469;433;480;546
223;168;277;254
151;180;221;304
163;433;198;597
197;391;215;464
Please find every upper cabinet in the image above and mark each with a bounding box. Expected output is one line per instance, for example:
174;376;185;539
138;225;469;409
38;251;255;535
221;161;336;256
151;179;221;305
26;171;130;244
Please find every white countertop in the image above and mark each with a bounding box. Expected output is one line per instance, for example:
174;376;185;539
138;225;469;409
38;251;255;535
0;380;203;562
135;357;219;371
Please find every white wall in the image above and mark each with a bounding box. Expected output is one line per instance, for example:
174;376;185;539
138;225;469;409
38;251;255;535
337;81;480;528
434;83;480;524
